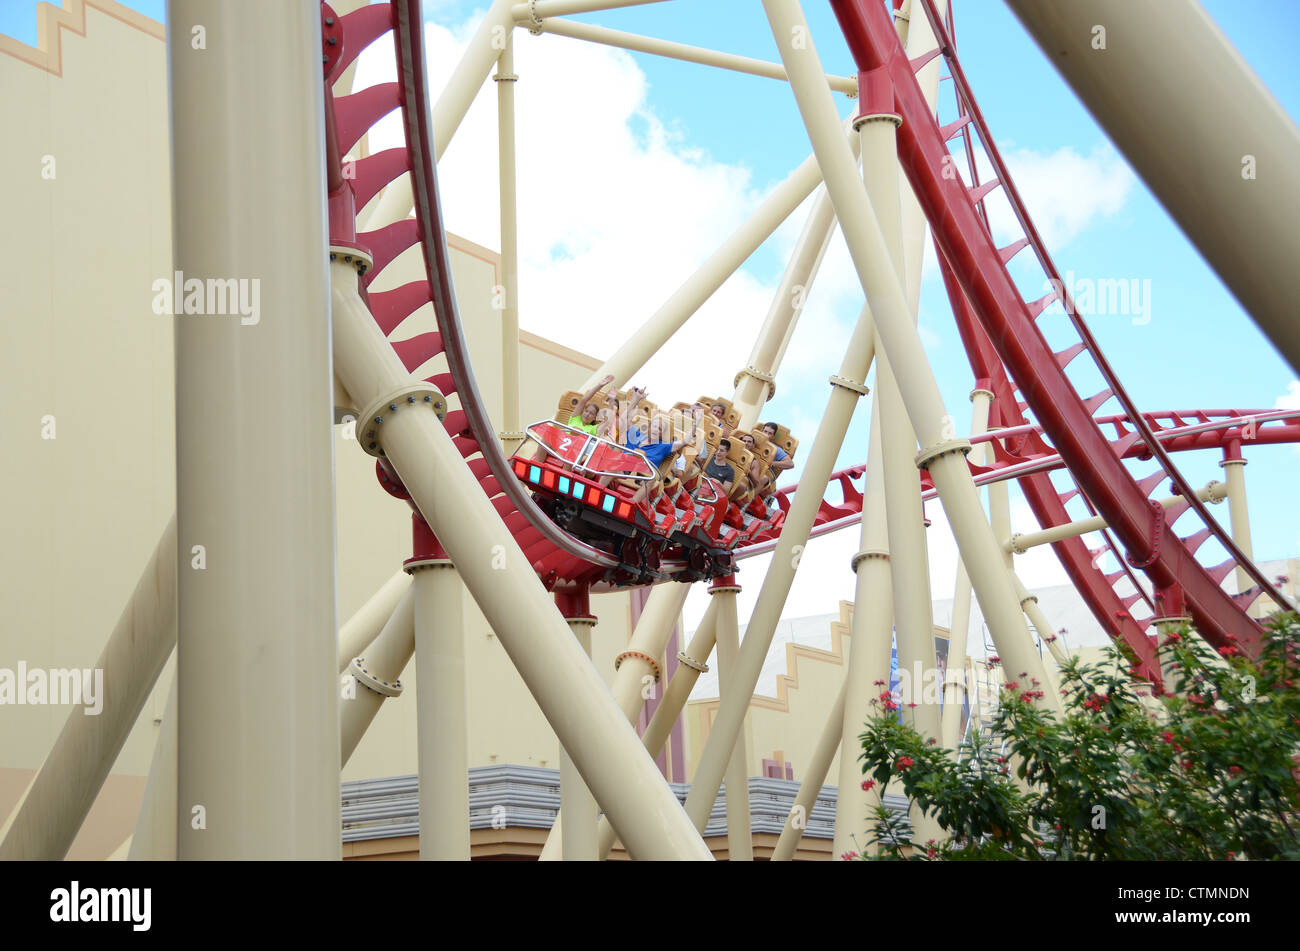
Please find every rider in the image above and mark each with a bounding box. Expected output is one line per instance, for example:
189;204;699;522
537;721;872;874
761;421;795;475
569;374;614;436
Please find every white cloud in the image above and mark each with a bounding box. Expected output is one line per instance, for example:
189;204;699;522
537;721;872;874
1275;380;1300;410
922;141;1136;286
356;18;833;403
970;142;1135;251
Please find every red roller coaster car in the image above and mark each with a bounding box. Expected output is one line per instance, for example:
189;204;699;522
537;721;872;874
510;420;784;585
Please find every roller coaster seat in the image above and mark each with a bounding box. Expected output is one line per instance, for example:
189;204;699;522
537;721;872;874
765;423;798;458
698;395;741;433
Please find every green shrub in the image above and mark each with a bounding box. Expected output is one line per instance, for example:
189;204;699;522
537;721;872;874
847;613;1300;861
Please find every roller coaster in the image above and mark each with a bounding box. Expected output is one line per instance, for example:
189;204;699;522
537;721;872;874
328;0;1295;661
3;0;1297;862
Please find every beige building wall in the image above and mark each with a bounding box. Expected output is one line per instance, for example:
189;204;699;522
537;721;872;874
688;604;854;785
686;605;966;787
0;1;640;856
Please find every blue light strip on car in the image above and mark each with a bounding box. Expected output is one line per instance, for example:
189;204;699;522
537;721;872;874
529;465;541;483
558;475;571;495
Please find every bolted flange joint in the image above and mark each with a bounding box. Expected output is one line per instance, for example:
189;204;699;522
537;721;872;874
329;244;373;278
358;382;447;458
829;374;870;397
404;557;454;574
348;656;402;698
851;548;890;573
915;438;972;471
615;650;662;681
675;651;709;674
733;365;776;402
852;111;902;131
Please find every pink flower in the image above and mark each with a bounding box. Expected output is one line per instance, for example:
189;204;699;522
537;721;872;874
1218;645;1239;658
1228;765;1243;776
861;779;876;791
840;850;858;861
895;756;915;771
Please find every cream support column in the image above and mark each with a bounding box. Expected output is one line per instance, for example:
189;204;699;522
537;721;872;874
513;0;670;18
362;0;518;229
583;130;862;391
773;682;846;861
170;0;339;859
762;0;1059;707
856;90;940;757
942;387;993;749
130;670;178;861
115;576;413;859
683;301;877;833
895;0;948;313
596;597;720;858
409;518;469;860
529;17;858;94
538;580;692;860
834;400;896;856
1005;482;1228;554
341;590;415;765
1004;0;1300;376
339;570;411;673
1013;576;1069;688
731;184;839;428
0;519;176;860
495;40;523;443
710;576;754;861
331;264;710;860
1220;442;1261;615
555;588;600;860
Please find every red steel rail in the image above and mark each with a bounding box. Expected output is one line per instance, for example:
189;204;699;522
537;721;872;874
829;0;1283;654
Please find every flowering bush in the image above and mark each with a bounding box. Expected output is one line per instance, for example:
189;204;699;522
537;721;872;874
848;613;1300;861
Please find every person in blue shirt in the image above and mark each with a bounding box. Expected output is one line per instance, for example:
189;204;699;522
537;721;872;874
762;421;795;475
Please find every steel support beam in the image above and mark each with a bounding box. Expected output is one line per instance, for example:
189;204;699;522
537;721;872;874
764;0;1059;708
1003;0;1300;376
0;520;177;860
332;260;711;860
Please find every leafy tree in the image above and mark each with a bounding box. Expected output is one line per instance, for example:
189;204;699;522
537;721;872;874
846;612;1300;861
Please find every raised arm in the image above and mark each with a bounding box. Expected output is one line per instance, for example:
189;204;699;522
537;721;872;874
576;373;615;416
625;385;648;417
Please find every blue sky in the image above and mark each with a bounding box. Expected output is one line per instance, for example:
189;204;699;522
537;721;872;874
6;0;1297;591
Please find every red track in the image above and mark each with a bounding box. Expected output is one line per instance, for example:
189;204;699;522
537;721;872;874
829;0;1289;668
324;1;1292;657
